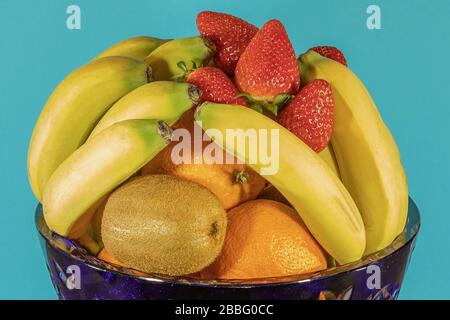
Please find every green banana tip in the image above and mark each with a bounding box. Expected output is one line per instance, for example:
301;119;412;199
298;51;309;61
299;50;324;64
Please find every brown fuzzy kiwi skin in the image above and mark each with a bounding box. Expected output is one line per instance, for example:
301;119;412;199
101;175;227;276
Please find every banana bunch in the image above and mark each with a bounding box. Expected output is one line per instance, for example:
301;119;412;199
29;37;204;238
195;103;366;265
300;51;408;254
89;81;201;138
28;56;152;201
43;119;172;237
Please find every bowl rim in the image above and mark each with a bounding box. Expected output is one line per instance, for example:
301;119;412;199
35;197;420;288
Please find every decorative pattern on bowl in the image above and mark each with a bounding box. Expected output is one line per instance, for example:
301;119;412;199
36;198;420;300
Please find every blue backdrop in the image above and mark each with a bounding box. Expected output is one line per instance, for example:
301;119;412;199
1;0;449;299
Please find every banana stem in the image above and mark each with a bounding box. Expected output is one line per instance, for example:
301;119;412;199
188;84;203;105
146;66;153;82
157;121;173;144
201;37;217;54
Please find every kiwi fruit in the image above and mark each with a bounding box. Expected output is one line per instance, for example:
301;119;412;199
101;175;227;276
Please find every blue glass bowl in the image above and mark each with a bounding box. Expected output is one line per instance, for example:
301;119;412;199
35;198;420;300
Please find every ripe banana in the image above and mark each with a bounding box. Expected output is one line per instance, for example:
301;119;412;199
43;119;172;237
144;36;215;80
28;56;151;201
77;231;101;255
300;51;408;254
319;145;341;178
195;102;365;265
96;36;168;61
89;81;201;138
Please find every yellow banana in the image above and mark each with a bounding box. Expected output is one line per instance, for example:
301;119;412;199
43;119;172;237
89;81;201;138
28;57;151;201
77;232;101;255
195;103;365;265
96;36;168;61
144;36;215;80
319;145;341;178
300;51;408;254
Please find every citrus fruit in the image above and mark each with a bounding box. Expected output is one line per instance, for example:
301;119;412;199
201;199;327;279
142;110;266;209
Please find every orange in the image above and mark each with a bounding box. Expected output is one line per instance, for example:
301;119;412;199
200;200;327;279
141;110;266;209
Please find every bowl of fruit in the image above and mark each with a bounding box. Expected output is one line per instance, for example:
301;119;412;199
31;11;419;300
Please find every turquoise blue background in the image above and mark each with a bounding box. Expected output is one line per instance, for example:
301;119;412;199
0;0;449;299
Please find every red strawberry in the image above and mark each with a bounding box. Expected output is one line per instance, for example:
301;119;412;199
310;46;348;66
277;79;334;153
187;67;247;106
197;11;258;75
235;19;300;101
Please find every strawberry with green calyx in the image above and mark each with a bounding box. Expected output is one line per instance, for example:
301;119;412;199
197;11;258;75
237;92;293;116
235;19;300;114
187;67;247;106
277;79;334;153
310;46;348;66
171;60;202;82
